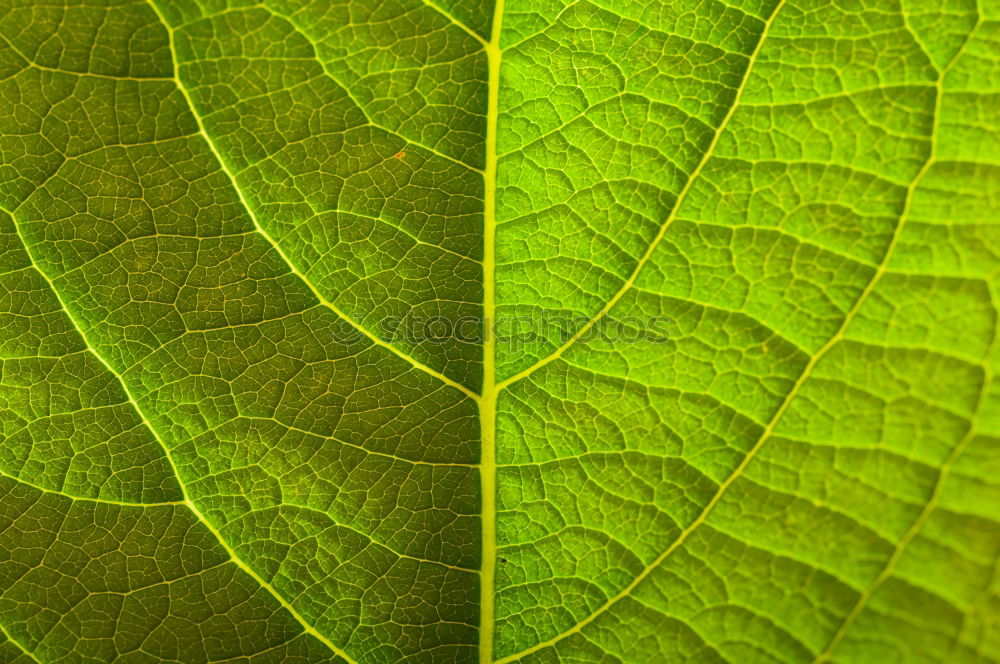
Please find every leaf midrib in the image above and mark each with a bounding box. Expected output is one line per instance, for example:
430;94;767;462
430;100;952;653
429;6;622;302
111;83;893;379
479;1;505;661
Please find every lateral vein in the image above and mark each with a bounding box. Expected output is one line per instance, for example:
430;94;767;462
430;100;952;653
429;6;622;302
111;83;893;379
491;1;987;659
0;464;185;508
145;0;479;403
4;194;359;664
494;7;776;394
0;621;42;664
492;3;791;660
421;0;489;48
812;20;985;662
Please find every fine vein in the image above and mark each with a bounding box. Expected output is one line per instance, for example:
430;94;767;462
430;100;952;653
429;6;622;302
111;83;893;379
144;1;479;403
495;6;781;393
813;19;985;661
493;2;790;659
5;197;357;664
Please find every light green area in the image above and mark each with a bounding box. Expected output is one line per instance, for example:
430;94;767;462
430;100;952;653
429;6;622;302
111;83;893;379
0;0;997;663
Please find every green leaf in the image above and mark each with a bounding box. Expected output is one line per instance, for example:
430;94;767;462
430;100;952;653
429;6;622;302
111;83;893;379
0;0;997;663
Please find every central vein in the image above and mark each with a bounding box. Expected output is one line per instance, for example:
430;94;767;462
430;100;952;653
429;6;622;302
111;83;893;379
480;1;504;662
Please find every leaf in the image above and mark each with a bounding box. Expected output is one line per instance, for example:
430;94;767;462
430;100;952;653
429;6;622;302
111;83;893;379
0;0;997;663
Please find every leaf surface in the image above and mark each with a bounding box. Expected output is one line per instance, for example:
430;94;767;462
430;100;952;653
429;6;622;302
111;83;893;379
0;0;997;663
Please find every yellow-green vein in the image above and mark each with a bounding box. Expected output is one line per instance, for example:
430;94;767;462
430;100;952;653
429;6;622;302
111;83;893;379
0;620;43;664
494;3;783;394
147;0;480;404
480;0;505;661
813;18;986;662
4;197;359;664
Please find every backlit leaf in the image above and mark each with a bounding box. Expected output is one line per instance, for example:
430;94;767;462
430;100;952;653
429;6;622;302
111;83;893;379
0;0;997;662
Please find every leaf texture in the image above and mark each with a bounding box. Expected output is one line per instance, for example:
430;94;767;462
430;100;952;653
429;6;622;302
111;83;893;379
0;0;997;663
